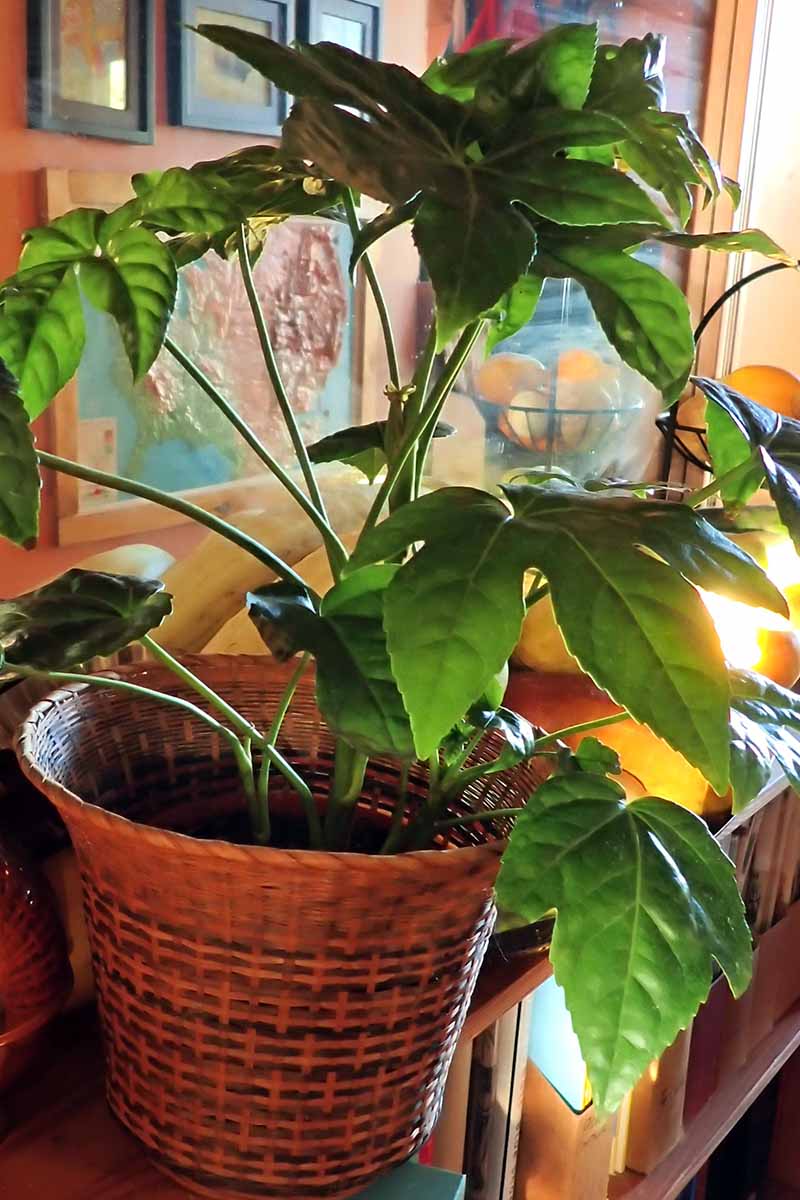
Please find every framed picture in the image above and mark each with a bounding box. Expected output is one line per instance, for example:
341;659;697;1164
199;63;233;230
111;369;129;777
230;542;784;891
41;169;365;545
168;0;295;135
27;0;154;143
298;0;382;57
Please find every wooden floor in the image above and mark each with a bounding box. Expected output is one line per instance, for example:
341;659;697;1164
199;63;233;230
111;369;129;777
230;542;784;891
1;1012;190;1199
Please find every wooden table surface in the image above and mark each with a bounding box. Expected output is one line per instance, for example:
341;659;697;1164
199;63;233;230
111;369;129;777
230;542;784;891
1;1011;199;1199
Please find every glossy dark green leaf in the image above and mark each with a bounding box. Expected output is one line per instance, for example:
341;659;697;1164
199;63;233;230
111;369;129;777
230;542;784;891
587;34;666;115
538;241;694;400
574;736;621;775
131;166;243;235
498;22;599;110
351;487;511;570
422;38;515;102
694;377;800;535
485;273;544;353
497;771;751;1114
349;195;422;277
413;195;536;349
0;267;85;420
383;509;527;758
248;568;415;759
618;117;698;228
728;669;800;809
659;229;793;261
283;99;434;205
488;109;629;159
0;569;172;669
724;176;742;209
0;360;40;547
704;401;765;506
81;226;177;380
307;419;453;483
19;208;105;270
502;485;734;793
492;157;669;229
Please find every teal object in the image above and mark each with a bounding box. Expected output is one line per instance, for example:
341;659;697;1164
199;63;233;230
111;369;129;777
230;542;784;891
353;1162;466;1199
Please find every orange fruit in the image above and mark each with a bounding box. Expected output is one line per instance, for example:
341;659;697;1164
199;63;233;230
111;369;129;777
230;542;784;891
504;669;730;816
475;353;548;406
556;348;607;383
754;626;800;687
723;365;800;419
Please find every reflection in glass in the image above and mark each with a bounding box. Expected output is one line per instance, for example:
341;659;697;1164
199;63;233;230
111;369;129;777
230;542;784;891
196;8;272;106
60;0;128;111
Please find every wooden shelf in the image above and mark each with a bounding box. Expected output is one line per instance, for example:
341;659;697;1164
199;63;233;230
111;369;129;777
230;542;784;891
463;947;551;1041
607;1004;800;1200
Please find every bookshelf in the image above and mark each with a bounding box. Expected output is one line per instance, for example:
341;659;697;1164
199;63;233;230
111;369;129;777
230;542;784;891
442;772;800;1199
607;1003;800;1200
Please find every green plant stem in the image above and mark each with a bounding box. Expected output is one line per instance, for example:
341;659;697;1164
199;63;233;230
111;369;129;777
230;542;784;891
261;742;322;850
234;736;265;844
343;189;401;392
685;454;761;509
10;661;253;783
257;655;321;847
411;329;447;498
358;320;484;537
379;761;411;854
325;740;369;849
142;636;320;844
393;323;437;511
441;727;485;789
534;710;631;749
141;635;264;742
435;807;528;832
236;226;334;549
37;451;310;592
164;336;347;573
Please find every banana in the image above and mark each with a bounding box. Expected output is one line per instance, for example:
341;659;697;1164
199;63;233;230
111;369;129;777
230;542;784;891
153;470;373;654
202;533;358;655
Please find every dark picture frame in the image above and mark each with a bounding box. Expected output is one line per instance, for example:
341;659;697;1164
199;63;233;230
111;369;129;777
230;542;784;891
168;0;295;135
298;0;381;57
27;0;154;143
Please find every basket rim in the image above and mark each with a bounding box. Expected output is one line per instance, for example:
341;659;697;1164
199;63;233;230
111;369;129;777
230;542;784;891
15;657;510;870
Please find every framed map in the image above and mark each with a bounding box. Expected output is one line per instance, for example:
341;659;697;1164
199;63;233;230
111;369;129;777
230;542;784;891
42;169;364;544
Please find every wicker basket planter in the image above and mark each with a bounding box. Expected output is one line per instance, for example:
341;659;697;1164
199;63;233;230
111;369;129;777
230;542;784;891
16;656;545;1199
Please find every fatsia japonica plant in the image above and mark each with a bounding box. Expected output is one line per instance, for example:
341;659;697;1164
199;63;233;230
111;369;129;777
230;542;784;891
1;21;799;1113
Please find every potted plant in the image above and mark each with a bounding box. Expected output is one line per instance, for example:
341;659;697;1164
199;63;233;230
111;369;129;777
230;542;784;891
1;21;799;1199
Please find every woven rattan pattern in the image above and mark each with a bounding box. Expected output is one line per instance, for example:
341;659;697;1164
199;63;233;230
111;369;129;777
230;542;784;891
17;657;548;1198
0;837;72;1091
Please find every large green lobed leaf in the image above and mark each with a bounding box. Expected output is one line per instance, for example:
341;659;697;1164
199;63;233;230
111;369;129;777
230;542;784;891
496;770;751;1114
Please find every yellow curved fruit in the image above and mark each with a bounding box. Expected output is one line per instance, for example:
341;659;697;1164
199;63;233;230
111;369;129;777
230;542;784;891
474;353;548;406
723;365;800;418
784;582;800;629
75;543;176;580
153;472;374;654
512;592;580;674
203;534;358;655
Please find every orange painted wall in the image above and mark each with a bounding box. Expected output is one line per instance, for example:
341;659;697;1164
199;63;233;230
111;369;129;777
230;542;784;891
0;0;428;597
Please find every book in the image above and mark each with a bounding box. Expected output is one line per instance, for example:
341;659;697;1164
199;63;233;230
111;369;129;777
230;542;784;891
513;1062;614;1200
430;1036;475;1173
527;976;591;1113
625;1026;693;1173
462;1000;531;1200
354;1162;466;1199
